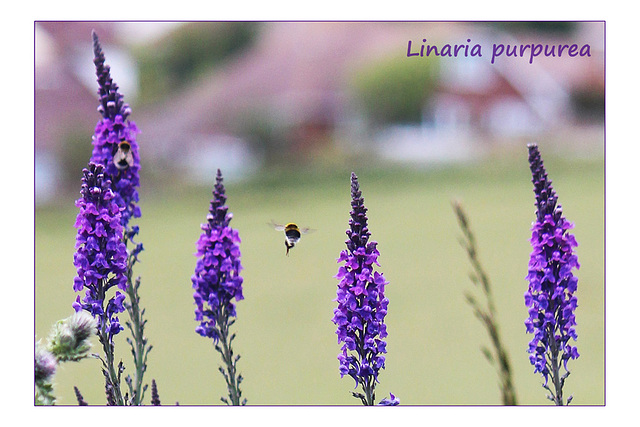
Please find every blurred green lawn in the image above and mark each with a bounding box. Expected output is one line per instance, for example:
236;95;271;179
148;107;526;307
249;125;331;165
35;151;604;405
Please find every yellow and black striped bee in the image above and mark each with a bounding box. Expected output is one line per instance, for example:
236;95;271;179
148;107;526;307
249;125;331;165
270;221;313;256
113;140;134;170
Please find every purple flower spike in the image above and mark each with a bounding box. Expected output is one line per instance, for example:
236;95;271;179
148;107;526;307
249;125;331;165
333;172;392;406
91;31;141;238
525;143;580;405
73;163;128;340
192;169;246;405
192;169;244;341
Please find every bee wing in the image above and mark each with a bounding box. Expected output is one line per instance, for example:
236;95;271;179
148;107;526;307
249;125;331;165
298;227;315;234
269;220;286;231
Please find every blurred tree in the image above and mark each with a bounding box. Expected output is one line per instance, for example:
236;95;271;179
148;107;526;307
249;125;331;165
570;87;605;123
237;111;288;167
348;53;439;126
134;22;260;105
494;21;577;34
59;127;96;189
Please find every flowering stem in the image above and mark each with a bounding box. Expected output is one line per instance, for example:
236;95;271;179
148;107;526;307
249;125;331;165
453;201;517;405
192;169;245;405
525;143;579;405
334;172;391;406
73;163;129;405
87;33;145;404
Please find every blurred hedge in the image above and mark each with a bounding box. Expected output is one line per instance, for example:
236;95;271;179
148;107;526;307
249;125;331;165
348;53;439;125
134;22;260;105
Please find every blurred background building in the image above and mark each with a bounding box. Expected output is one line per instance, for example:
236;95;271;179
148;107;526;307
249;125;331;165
35;21;604;204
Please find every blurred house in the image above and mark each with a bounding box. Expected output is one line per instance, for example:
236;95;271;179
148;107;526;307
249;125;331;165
35;22;604;198
134;21;603;171
374;24;605;162
134;21;454;180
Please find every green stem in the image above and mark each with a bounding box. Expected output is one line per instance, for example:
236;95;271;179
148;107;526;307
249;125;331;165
125;276;149;405
98;318;124;405
123;232;151;405
547;326;564;406
363;378;375;406
215;306;243;405
355;328;375;406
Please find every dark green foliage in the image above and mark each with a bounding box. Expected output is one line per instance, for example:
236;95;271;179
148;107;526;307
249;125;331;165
135;22;259;104
348;53;439;125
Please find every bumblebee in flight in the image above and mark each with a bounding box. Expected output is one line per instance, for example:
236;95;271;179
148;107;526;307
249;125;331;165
113;140;134;170
270;221;313;256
